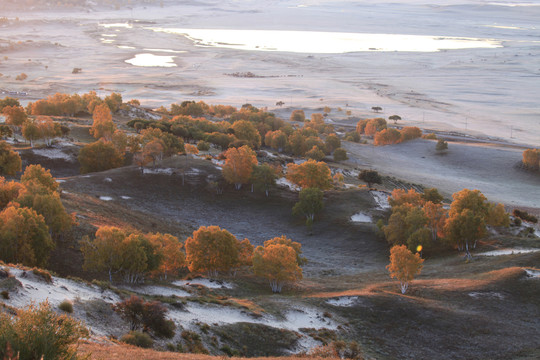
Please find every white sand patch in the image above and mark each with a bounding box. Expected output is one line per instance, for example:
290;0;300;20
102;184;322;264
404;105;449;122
173;278;234;289
32;148;73;162
99;196;113;201
167;303;336;333
117;45;136;49
143;48;186;53
525;269;540;278
214;165;222;170
476;248;540;256
266;307;337;331
121;285;191;297
293;159;306;164
261;150;278;158
120;196;131;200
468;292;505;300
101;38;115;44
56;179;66;183
211;159;225;166
370;190;391;210
99;23;132;28
326;296;359;307
150;28;502;53
104;177;112;182
5;267;120;308
276;177;300;192
125;53;176;67
350;212;372;223
143;167;176;175
341;169;359;178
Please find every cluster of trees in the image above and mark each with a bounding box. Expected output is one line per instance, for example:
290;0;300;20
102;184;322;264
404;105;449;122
2;97;67;148
81;227;185;283
81;224;304;292
26;91;123;116
129;107;346;161
0;164;75;267
522;148;539;170
381;188;509;257
355;118;422;146
185;226;305;292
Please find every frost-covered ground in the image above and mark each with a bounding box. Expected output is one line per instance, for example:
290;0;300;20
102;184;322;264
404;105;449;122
1;265;337;352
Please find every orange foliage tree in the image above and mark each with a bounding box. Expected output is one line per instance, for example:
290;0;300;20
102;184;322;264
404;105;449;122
253;241;303;293
0;141;22;176
374;128;401;146
286;159;332;190
522;149;539;170
2;105;27;127
231;120;261;149
90;103;116;141
0;205;53;267
78;140;124;174
185;225;247;277
222;145;258;190
148;233;186;279
400;126;422;141
386;244;424;294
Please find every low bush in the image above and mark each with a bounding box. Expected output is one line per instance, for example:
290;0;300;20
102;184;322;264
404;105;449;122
197;140;210;151
120;331;153;348
513;209;538;224
0;301;88;360
1;290;8;299
58;300;73;313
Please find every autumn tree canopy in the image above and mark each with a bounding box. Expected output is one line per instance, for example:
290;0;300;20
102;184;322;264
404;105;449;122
222;145;258;190
78;140;124;174
387;244;424;294
0;205;54;267
286;159;332;190
0;141;22;176
253;241;303;293
185;225;249;277
90;103;116;141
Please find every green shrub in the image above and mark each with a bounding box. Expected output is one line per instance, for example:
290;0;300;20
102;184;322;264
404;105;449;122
0;301;88;360
513;209;538;224
435;139;448;151
1;290;8;299
120;331;153;348
58;300;73;313
197;141;210;151
333;148;348;161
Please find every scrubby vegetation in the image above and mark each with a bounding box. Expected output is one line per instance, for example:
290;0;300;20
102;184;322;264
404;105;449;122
0;91;537;360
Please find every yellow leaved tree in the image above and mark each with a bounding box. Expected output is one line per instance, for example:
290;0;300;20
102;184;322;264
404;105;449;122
386;244;424;294
253;236;303;293
222;145;258;190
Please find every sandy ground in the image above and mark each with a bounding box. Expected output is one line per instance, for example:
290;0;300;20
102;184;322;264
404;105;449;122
344;138;540;209
0;0;539;146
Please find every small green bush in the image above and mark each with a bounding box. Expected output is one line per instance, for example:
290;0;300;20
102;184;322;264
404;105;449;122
1;290;9;299
197;141;210;151
436;139;448;151
120;331;153;348
58;300;73;313
333;148;348;161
